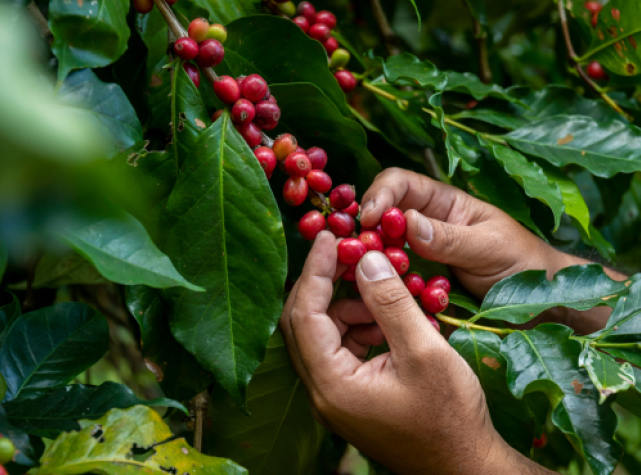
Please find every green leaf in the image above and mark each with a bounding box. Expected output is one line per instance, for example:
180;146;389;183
4;381;186;439
488;145;564;231
579;344;635;403
504;116;641;178
0;292;21;347
449;329;534;454
206;331;324;475
58;69;143;158
430;93;466;176
173;0;258;25
408;0;422;29
36;406;248;475
49;0;130;82
0;405;37;466
614;367;641;417
601;174;641;253
451;109;529;131
474;264;632;324
501;324;622;475
0;303;108;401
53;205;203;291
126;285;213;402
589;280;641;340
160;114;287;407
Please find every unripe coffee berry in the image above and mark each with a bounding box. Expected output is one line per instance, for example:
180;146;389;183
383;247;409;275
329;184;356;210
292;16;310;33
309;23;331;42
337;238;367;266
188;18;210;43
213;76;241;104
254;101;281;130
426;314;440;332
236;122;262;148
231;99;255;125
330;48;351;69
212;109;224;122
298;210;327;240
241;74;269;103
381;207;406;238
420;286;449;314
425;275;451;294
206;23;228;43
297;1;317;23
277;1;296;17
173;37;199;60
327;211;355;237
254;146;277;175
306;147;328;169
586;61;608;81
403;272;426;297
0;438;15;465
342;265;357;282
285;152;312;177
324;37;339;55
183;62;200;88
273;133;298;161
283;177;309;206
334;70;357;93
315;10;337;29
306;170;332;193
358;231;384;252
196;39;224;68
133;0;154;14
344;201;359;218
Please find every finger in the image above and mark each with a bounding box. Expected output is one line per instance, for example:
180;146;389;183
360;168;481;228
327;299;376;336
342;325;385;360
356;251;442;362
280;280;313;384
289;231;361;380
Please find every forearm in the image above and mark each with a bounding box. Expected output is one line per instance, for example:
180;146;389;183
484;437;558;475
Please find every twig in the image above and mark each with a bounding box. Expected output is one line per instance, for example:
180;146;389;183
27;1;53;46
421;148;446;182
369;0;401;56
473;19;492;84
191;390;209;452
435;313;514;337
557;0;629;119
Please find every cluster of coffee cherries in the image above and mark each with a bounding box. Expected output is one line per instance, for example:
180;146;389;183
583;2;608;81
174;18;228;88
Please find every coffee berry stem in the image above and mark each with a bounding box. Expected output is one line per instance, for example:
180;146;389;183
435;313;514;337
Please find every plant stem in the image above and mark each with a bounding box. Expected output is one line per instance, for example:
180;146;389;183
571;338;641;350
191;390;209;452
369;0;401;56
435;313;515;337
27;2;53;46
361;81;506;144
557;0;629;119
471;17;492;84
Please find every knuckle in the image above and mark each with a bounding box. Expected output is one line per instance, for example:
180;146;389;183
371;283;415;313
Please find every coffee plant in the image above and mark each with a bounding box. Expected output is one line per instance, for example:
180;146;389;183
1;0;641;473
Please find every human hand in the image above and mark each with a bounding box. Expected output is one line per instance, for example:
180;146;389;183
280;232;550;474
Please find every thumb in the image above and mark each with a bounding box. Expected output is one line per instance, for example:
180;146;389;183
405;209;479;268
356;251;438;361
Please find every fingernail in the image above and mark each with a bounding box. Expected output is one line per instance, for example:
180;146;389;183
360;251;396;281
416;214;434;242
361;200;376;215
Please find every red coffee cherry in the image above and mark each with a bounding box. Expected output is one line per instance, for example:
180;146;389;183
166;0;177;4
213;76;241;104
306;147;328;169
211;109;224;122
586;61;608;81
403;272;426;297
0;466;8;475
358;231;384;252
173;37;199;60
465;100;479;110
236;122;262;148
315;11;337;29
420;286;449;314
254;101;281;130
285;152;312;177
342;265;357;282
334;70;357;93
183;62;200;88
377;224;406;248
344;201;359;218
254;146;277;176
306;170;332;193
426;314;440;332
533;434;548;449
267;95;278;104
298;210;327;240
231;99;256;125
241;74;269;103
337;238;367;266
284;177;309;206
383;247;409;275
324;37;339;55
296;146;306;153
309;23;331;42
381;207;406;239
273;134;298;161
292;16;310;33
133;0;154;14
329;184;356;210
188;18;210;43
584;1;602;14
196;39;225;68
327;211;355;237
236;75;247;88
297;1;317;23
425;275;451;294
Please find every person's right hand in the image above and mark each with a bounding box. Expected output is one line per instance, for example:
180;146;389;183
360;168;570;299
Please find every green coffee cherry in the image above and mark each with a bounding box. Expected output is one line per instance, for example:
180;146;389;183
206;23;227;43
0;438;15;465
276;1;296;17
330;48;351;69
